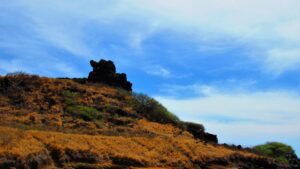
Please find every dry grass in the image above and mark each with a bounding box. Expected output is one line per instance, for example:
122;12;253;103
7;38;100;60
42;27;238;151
0;126;258;168
0;76;136;133
0;75;268;168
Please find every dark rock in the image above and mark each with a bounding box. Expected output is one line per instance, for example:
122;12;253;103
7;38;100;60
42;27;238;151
183;122;205;139
72;78;88;84
48;147;67;167
87;59;132;91
0;152;52;169
201;154;285;169
65;150;101;163
111;156;145;167
207;157;229;166
203;132;218;144
285;153;300;169
0;157;15;169
183;122;218;144
26;152;52;169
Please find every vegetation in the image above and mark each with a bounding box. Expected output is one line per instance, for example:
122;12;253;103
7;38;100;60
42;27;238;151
0;126;256;169
62;90;102;121
62;90;79;105
5;71;30;77
0;73;293;168
65;105;101;121
253;142;296;164
0;72;41;106
132;93;179;124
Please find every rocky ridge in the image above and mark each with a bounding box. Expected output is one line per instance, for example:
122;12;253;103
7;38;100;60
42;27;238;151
0;59;298;169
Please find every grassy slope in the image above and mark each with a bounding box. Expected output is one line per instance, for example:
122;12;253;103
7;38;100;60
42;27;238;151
0;75;278;169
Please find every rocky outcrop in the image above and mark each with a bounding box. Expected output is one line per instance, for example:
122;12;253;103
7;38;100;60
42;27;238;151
286;153;300;169
0;152;53;169
197;154;283;169
184;122;218;144
203;132;218;144
88;59;132;91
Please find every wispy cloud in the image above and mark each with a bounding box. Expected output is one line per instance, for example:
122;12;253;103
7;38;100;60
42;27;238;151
156;89;300;123
144;65;171;78
155;85;300;153
1;0;300;76
159;79;258;97
130;0;300;75
265;48;300;75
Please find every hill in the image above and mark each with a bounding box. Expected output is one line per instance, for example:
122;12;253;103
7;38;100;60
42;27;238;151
0;60;297;169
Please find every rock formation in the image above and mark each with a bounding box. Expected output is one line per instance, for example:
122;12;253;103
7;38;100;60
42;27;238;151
87;59;132;91
184;122;218;143
1;71;298;169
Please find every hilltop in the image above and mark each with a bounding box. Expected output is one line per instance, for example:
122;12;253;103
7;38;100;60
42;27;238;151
0;59;298;169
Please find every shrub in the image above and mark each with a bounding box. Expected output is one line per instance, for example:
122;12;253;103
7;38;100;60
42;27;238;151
5;71;29;77
253;142;296;164
62;90;102;121
102;105;119;113
132;93;179;124
0;72;41;106
66;105;102;121
62;90;78;105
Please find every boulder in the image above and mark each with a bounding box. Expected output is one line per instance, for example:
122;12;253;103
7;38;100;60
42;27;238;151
88;59;132;91
184;122;205;138
203;132;218;144
184;122;218;144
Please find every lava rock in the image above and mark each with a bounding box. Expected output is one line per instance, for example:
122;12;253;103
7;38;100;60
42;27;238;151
203;132;218;144
285;153;300;169
88;59;132;91
184;122;218;143
184;122;205;138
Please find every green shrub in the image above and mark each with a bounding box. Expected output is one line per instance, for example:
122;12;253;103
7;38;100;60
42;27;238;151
253;142;296;164
62;90;79;105
62;90;102;121
276;156;290;164
132;93;179;124
102;105;119;113
66;105;102;121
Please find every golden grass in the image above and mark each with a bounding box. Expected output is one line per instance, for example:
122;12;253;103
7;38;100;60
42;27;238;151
0;75;265;168
0;126;257;168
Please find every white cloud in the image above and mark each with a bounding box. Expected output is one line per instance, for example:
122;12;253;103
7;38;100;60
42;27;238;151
3;0;300;75
159;80;258;97
155;85;300;151
0;56;82;77
0;59;32;73
276;20;300;42
130;0;300;75
156;90;300;123
159;84;218;96
145;65;171;78
265;48;300;74
35;24;93;57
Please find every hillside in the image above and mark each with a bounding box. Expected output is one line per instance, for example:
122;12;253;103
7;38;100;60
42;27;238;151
0;60;297;169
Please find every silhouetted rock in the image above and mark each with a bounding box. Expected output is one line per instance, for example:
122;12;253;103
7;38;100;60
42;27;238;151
203;132;218;144
88;59;132;91
184;122;205;137
184;122;218;143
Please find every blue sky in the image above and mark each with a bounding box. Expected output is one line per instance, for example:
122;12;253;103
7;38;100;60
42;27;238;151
1;0;300;155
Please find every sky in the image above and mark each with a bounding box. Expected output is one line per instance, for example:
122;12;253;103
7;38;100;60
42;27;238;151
1;0;300;155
